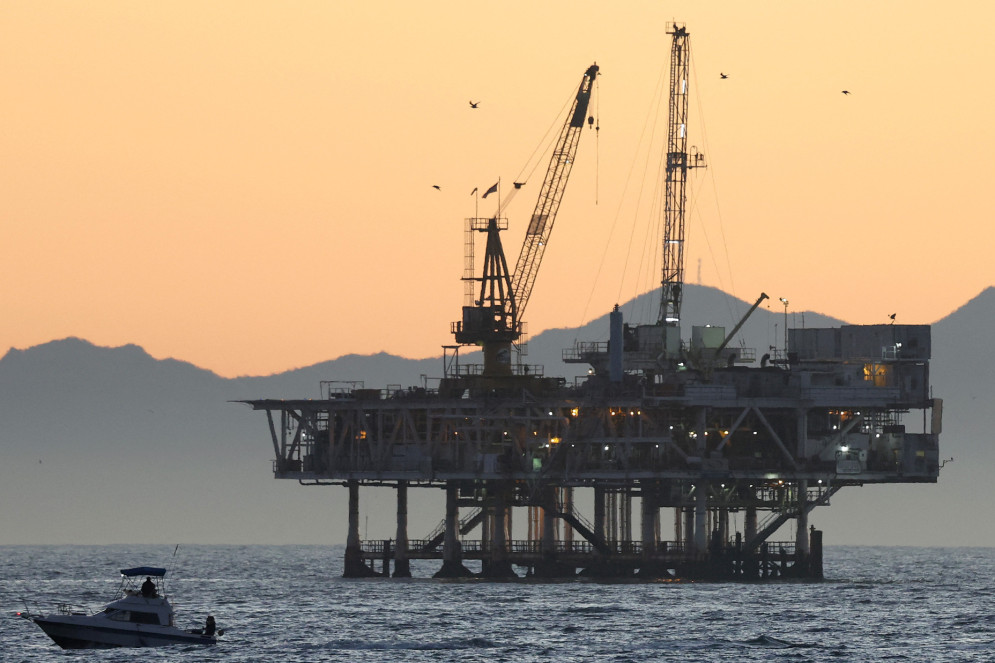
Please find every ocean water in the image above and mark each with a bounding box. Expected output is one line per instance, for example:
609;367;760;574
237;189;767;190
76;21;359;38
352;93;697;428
2;545;994;662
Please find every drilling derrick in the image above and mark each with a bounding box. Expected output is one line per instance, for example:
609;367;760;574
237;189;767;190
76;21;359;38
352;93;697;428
452;64;599;378
661;24;705;358
565;25;705;375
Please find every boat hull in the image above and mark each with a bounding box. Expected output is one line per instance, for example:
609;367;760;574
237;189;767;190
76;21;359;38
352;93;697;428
34;617;216;649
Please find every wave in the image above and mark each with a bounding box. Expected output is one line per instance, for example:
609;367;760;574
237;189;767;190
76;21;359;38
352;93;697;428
741;634;811;649
566;605;630;615
313;637;498;651
642;635;816;651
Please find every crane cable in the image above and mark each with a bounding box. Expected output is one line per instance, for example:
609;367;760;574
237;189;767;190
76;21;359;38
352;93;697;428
510;82;579;204
578;43;742;337
623;60;671;326
689;47;742;329
595;75;600;205
577;61;671;334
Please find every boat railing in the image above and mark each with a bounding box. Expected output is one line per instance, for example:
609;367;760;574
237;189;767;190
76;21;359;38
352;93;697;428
56;602;88;616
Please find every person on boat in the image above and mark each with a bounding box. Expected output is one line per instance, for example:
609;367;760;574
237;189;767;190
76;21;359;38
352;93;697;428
204;615;216;637
141;576;157;598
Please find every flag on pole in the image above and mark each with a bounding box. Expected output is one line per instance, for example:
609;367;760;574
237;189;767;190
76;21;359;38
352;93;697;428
482;182;499;198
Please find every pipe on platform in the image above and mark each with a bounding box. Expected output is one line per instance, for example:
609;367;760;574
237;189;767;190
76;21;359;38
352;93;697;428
609;305;623;383
563;487;575;545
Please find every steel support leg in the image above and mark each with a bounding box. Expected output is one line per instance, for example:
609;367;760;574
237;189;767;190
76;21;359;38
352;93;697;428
393;481;411;577
344;481;375;577
434;481;472;578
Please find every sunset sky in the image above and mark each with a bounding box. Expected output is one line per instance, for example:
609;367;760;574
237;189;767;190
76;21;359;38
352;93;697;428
2;2;992;378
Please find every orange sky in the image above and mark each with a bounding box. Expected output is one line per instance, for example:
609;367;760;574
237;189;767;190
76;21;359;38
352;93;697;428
2;2;992;377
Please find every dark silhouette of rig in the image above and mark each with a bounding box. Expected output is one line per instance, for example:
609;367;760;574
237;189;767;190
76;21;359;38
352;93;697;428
241;26;940;580
243;316;939;580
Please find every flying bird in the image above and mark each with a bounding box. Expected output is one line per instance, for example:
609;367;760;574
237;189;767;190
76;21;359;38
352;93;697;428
842;90;851;95
432;185;441;190
469;100;480;108
513;181;525;189
720;72;728;79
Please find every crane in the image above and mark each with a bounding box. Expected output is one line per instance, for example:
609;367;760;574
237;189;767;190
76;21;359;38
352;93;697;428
453;63;599;377
512;63;599;322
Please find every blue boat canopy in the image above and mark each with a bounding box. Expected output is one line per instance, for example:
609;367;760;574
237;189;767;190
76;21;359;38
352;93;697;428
120;567;167;577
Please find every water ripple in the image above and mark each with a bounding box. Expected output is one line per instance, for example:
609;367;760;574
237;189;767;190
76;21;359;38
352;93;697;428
3;544;995;662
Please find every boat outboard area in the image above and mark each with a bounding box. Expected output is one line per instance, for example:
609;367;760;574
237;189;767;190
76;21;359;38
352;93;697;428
18;566;222;649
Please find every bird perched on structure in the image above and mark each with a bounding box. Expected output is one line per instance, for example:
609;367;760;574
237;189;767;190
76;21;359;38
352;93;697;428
842;90;851;95
469;100;480;108
720;72;728;79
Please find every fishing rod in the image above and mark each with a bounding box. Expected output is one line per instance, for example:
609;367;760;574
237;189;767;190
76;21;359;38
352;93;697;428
164;544;180;594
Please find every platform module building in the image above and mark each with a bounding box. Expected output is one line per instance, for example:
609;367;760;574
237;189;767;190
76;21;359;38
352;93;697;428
243;316;940;579
242;25;940;580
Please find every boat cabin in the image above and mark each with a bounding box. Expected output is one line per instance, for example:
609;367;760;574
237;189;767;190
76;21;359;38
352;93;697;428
107;567;174;627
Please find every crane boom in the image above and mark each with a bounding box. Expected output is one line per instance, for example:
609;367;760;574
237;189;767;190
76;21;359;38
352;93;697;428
511;63;599;321
452;63;598;378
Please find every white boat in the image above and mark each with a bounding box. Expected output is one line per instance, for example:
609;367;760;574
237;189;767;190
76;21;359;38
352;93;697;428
20;566;220;649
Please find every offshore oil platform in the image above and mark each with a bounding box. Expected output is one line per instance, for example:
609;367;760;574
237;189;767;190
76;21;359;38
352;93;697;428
243;25;941;580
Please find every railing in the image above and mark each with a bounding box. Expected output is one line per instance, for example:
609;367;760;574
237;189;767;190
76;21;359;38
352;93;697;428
418;507;483;551
454;364;545;377
759;541;796;557
562;341;608;362
320;380;365;399
683;385;737;400
555;497;598;537
361;539;700;557
57;602;88;616
732;347;757;363
801;386;901;402
459;540;483;554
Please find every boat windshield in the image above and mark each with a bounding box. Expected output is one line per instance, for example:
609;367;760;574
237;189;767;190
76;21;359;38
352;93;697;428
103;607;165;625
